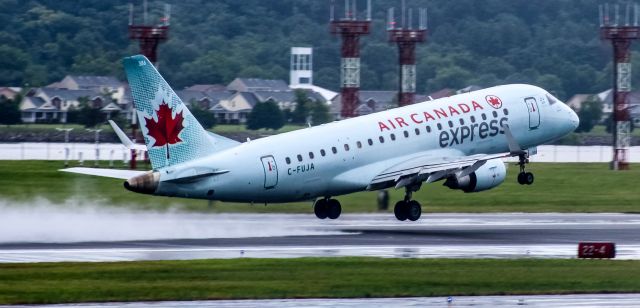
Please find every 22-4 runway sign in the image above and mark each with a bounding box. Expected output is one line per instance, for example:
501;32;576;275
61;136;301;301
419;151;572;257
578;242;616;259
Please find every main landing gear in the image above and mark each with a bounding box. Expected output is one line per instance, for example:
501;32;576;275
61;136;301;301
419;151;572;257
314;198;341;219
516;153;534;185
394;184;422;221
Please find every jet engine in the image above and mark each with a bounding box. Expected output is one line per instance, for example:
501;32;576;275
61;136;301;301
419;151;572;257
443;159;506;193
124;171;160;194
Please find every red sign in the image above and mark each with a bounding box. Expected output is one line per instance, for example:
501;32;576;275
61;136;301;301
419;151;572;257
578;242;616;259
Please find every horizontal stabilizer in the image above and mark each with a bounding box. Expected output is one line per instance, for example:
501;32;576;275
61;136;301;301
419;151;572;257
60;167;147;180
108;120;147;151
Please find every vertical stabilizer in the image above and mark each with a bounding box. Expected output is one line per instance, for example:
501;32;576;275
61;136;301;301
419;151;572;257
123;55;215;170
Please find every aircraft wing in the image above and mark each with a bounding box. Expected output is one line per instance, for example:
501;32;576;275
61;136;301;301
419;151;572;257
366;151;511;191
60;167;148;180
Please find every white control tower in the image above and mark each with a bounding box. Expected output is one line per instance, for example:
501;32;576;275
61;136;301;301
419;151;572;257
290;47;313;86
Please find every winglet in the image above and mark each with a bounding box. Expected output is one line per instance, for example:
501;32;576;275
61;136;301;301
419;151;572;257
502;124;525;155
108;120;147;151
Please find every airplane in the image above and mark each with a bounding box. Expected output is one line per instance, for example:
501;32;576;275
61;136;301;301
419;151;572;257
63;55;579;221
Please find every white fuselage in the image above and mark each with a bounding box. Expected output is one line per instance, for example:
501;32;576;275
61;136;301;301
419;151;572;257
154;84;578;203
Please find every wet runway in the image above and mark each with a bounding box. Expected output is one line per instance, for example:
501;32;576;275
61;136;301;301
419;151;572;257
5;294;640;307
1;213;640;262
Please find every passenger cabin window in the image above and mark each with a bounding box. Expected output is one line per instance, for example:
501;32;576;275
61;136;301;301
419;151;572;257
492;111;498;118
379;136;385;143
390;133;396;141
481;113;487;120
320;149;326;156
448;121;453;128
415;128;420;136
344;144;350;151
503;108;509;115
470;115;476;123
357;141;362;148
297;154;303;162
332;147;337;154
285;157;291;164
426;126;432;133
368;139;373;146
459;119;464;125
309;152;314;159
403;130;409;138
437;123;442;130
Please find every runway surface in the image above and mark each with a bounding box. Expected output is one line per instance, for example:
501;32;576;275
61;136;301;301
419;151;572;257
1;213;640;262
5;294;640;307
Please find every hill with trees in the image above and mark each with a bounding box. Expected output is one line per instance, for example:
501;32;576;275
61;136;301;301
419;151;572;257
1;0;636;100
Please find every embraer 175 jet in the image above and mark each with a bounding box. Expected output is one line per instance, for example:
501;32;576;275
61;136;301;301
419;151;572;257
63;55;579;221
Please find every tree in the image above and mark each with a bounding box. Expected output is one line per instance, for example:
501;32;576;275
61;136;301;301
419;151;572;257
0;94;22;126
190;104;217;129
246;100;284;130
575;97;602;133
72;97;104;128
310;101;331;125
291;90;311;124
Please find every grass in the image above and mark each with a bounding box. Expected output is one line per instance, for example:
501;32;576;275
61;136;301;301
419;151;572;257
0;258;639;304
211;124;305;135
0;161;639;213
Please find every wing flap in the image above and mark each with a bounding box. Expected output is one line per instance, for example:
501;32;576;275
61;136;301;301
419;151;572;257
367;152;510;190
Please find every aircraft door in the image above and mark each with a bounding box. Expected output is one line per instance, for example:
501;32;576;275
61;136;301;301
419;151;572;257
260;155;278;189
523;97;540;129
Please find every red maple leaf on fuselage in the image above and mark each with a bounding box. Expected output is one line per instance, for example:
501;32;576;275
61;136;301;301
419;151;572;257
145;101;184;158
488;96;502;108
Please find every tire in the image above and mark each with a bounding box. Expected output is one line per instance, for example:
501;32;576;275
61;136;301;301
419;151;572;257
394;201;408;221
517;172;525;185
407;200;422;221
327;199;342;219
525;172;534;185
314;199;328;219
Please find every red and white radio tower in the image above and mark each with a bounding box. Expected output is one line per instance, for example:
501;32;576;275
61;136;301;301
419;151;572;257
330;0;371;118
600;3;639;170
387;1;427;106
128;0;170;65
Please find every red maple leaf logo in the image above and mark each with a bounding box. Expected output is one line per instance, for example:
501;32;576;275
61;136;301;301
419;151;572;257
486;95;502;109
145;101;184;159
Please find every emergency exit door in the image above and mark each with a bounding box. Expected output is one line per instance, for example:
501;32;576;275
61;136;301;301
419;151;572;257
260;155;278;189
524;97;540;129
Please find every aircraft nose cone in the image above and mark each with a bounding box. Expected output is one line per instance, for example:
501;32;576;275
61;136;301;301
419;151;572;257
569;108;579;130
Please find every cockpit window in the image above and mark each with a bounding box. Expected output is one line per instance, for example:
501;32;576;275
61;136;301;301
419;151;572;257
546;94;558;105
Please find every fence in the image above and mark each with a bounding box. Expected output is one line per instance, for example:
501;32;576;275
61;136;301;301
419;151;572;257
1;143;640;163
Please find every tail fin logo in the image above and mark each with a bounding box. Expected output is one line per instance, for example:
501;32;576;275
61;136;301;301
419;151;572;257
144;101;184;159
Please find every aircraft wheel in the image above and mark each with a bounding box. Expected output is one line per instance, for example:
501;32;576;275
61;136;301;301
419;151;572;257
327;199;342;219
517;172;526;185
524;172;534;185
407;200;422;221
314;199;328;219
394;201;408;221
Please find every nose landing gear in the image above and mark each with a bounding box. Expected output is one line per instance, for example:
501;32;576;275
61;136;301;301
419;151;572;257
516;153;534;185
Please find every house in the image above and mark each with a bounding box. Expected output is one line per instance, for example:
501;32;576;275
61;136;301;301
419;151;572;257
565;94;593;111
227;78;290;92
210;92;258;124
19;88;107;123
330;90;397;119
0;87;21;101
185;84;227;92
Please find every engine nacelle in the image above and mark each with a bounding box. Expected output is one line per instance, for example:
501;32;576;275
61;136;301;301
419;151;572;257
443;159;506;193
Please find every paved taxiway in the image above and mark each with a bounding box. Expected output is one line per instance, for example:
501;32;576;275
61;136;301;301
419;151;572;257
5;294;640;307
1;213;640;262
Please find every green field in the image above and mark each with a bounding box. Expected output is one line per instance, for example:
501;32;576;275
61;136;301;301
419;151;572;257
1;161;639;213
0;258;639;304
